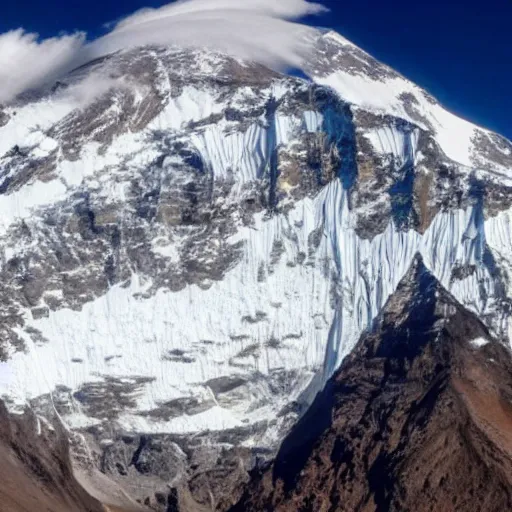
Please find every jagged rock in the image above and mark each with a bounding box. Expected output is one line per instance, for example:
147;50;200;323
233;257;512;512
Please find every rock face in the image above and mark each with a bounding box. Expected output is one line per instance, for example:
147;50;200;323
0;29;510;509
232;256;512;512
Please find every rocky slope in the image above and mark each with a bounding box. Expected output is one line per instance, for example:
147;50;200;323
0;28;510;509
0;401;106;512
232;256;512;512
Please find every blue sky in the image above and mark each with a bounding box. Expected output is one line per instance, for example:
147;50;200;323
1;0;510;140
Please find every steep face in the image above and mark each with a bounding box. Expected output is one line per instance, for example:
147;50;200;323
306;31;512;239
233;257;512;512
0;45;358;510
0;30;510;509
0;47;353;426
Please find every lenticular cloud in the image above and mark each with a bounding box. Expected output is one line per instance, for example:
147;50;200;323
0;0;327;104
90;0;327;68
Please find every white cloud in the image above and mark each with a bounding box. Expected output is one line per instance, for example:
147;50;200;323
115;0;326;26
0;0;327;104
0;29;85;104
56;74;132;109
87;0;326;69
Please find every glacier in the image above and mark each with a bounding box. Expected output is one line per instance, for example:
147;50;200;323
2;176;510;437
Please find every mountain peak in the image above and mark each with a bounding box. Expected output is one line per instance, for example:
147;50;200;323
233;259;512;512
307;29;512;173
362;253;488;361
0;23;511;511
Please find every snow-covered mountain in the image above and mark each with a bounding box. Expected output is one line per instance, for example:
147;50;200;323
0;29;511;509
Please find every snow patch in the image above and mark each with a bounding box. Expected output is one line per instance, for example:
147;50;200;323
470;337;490;348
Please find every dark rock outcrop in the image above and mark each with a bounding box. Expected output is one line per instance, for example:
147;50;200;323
233;256;512;512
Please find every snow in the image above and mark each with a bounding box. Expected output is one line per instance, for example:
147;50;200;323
318;180;508;376
116;405;242;435
486;208;512;341
2;179;510;434
317;71;478;167
363;125;420;166
310;32;509;171
470;337;490;348
303;110;324;133
0;99;75;157
151;237;181;261
0;179;68;235
0;75;320;237
1;201;334;433
153;85;224;131
0;363;12;387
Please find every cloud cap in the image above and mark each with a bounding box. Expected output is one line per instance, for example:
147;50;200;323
0;0;327;104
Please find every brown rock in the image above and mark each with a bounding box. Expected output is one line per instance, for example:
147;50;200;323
233;256;512;512
0;401;105;512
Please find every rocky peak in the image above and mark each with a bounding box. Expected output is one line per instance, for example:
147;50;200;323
232;257;512;512
359;254;489;360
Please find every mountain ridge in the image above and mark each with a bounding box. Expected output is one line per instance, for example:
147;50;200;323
232;255;512;512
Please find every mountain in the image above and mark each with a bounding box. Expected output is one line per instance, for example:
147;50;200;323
232;256;512;512
0;29;511;509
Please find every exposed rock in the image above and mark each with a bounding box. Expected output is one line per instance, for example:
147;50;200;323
471;130;512;170
0;110;9;127
233;257;512;512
